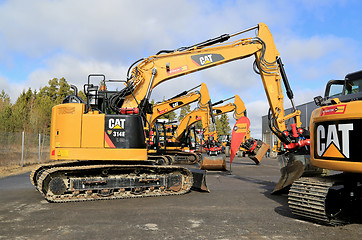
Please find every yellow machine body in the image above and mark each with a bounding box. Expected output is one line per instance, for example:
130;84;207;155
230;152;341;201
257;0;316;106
310;101;362;173
50;103;148;161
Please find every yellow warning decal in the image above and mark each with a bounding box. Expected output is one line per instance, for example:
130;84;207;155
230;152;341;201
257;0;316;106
57;150;69;157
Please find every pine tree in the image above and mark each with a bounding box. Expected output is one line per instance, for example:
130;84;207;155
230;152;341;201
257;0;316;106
12;88;35;132
0;90;13;132
215;113;231;135
178;105;191;121
160;110;177;121
34;78;72;134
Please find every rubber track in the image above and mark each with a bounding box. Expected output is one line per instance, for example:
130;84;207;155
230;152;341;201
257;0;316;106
36;164;193;203
288;177;347;226
30;161;80;190
173;153;199;164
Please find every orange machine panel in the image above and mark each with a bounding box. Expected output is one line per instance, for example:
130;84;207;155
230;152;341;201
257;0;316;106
81;112;105;148
52;103;84;148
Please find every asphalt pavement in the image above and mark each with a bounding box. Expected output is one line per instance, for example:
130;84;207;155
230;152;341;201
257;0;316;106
1;156;361;240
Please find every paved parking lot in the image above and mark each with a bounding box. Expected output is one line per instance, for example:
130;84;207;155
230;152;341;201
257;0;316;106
1;156;362;240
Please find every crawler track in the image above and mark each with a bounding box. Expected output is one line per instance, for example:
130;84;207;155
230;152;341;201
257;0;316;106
149;151;199;165
288;176;347;226
31;163;193;203
172;152;199;164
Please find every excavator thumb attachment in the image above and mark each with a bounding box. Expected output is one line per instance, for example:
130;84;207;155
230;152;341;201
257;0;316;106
200;154;227;171
189;169;209;192
248;141;269;164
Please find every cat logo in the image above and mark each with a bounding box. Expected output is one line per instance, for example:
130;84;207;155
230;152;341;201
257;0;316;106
316;123;353;158
191;53;225;66
170;102;178;108
109;118;125;129
169;101;184;109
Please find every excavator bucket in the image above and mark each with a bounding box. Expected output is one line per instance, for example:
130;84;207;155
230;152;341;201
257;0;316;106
272;153;326;194
200;154;227;171
248;142;270;165
272;153;306;194
189;169;209;192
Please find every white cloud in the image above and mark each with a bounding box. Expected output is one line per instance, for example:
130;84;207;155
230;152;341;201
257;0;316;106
0;75;24;102
27;54;129;91
277;35;359;84
0;0;297;63
279;36;346;63
0;0;361;141
244;100;269;139
295;0;348;12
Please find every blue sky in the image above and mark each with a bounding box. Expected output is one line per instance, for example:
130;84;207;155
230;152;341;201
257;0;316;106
0;0;361;138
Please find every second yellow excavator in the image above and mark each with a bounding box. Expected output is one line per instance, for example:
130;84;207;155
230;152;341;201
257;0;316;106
211;96;270;165
146;83;211;164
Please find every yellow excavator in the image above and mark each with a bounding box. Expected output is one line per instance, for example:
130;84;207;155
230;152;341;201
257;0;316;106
147;83;211;164
147;83;210;129
31;22;308;203
199;96;246;170
287;70;362;225
166;94;267;170
169;95;243;146
211;95;269;164
158;93;224;169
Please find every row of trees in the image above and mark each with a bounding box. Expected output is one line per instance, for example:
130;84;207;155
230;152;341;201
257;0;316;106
0;78;71;134
0;78;231;136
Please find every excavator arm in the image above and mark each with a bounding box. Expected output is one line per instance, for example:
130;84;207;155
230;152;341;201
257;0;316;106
147;83;210;127
173;108;211;142
114;22;309;189
212;95;269;164
212;95;246;119
116;23;306;152
174;95;244;143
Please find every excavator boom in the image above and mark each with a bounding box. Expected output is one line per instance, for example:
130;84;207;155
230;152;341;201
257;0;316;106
147;83;210;127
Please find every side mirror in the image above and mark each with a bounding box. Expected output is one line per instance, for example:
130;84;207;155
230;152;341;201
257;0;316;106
314;96;323;106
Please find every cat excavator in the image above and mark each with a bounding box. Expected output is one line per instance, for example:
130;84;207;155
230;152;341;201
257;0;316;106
211;95;269;164
168;94;267;170
160;93;223;168
31;22;308;202
287;70;362;225
199;95;246;170
147;83;211;164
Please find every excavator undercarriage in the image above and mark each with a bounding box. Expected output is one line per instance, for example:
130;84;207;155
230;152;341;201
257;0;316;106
289;173;362;225
31;161;193;202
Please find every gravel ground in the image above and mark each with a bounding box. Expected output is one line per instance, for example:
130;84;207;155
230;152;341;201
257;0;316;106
0;156;361;240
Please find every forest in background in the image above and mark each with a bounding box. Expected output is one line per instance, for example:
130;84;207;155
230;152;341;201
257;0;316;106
0;78;231;136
